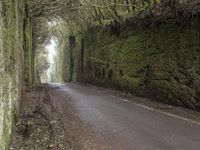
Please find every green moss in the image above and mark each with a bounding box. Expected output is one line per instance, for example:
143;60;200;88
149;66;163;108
26;17;33;87
82;22;200;109
90;57;107;66
118;75;143;90
0;0;32;149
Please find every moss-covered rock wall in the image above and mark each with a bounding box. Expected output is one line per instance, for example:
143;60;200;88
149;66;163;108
79;20;200;110
0;0;33;149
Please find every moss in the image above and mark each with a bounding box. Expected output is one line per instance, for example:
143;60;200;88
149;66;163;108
90;57;107;66
0;0;32;149
149;79;197;108
81;22;200;109
117;75;143;90
27;18;33;86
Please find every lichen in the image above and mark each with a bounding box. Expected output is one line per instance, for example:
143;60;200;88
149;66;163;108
81;21;200;109
0;0;33;149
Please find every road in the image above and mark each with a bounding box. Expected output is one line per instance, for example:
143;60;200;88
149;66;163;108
46;83;200;150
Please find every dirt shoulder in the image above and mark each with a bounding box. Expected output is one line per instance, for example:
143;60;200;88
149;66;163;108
10;86;68;150
10;84;111;150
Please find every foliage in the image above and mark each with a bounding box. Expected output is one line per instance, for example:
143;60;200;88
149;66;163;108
27;0;200;83
25;0;200;108
28;0;199;33
32;18;51;83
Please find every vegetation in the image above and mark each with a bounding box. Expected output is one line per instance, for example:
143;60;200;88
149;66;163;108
32;18;50;83
27;0;200;83
27;0;200;110
82;23;200;109
1;0;200;149
0;0;33;149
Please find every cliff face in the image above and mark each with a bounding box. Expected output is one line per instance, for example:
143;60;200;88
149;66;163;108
77;20;200;110
0;0;33;149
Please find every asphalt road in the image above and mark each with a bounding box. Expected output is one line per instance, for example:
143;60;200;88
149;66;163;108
47;83;200;150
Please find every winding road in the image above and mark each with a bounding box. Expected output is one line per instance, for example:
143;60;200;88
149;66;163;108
46;83;200;150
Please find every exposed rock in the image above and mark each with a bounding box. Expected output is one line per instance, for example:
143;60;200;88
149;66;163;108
79;19;200;110
0;0;33;149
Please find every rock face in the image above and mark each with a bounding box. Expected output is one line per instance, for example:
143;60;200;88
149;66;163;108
0;0;33;149
76;20;200;110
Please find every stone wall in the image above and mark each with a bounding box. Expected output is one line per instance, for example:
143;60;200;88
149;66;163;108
0;0;33;149
78;19;200;110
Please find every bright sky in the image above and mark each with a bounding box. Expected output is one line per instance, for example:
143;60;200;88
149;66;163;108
45;38;57;82
46;39;56;64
